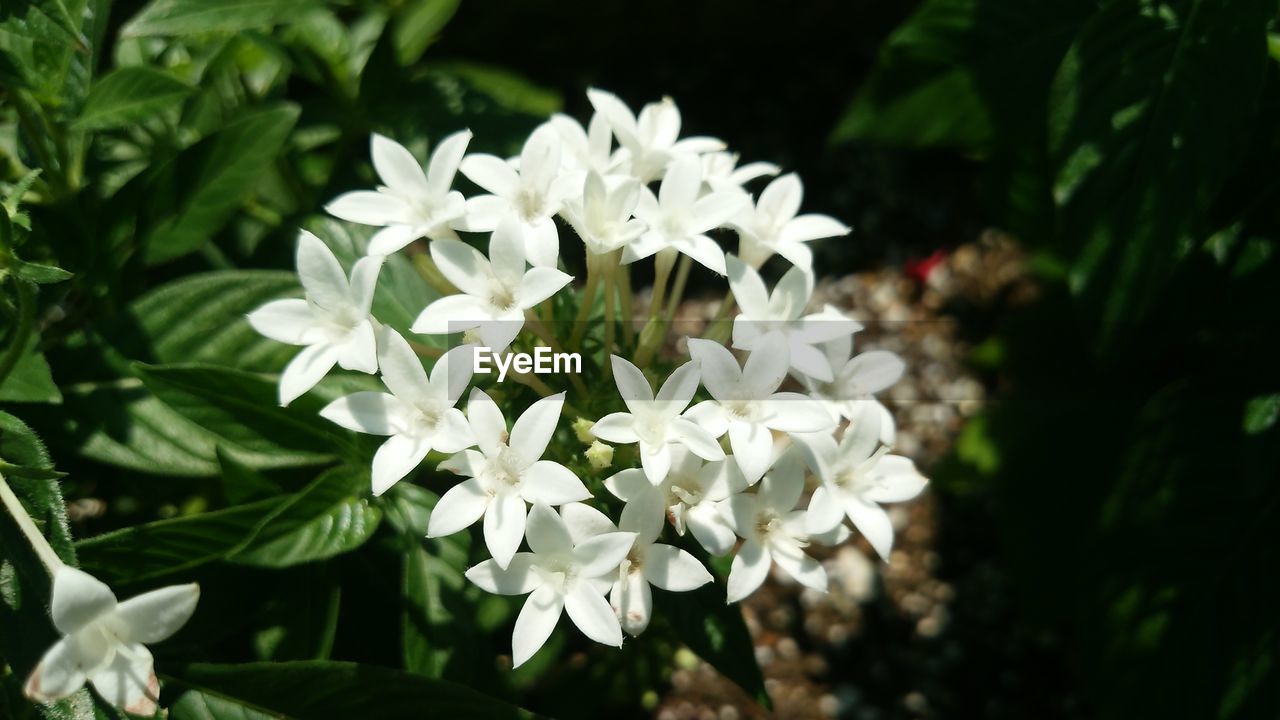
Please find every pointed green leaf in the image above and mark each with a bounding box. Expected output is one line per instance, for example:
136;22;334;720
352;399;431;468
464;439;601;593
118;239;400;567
73;66;194;131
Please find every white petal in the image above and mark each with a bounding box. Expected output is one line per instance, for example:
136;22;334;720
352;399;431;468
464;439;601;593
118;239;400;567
586;88;639;146
429;344;477;407
484;493;528;569
520;124;563;194
721;493;758;536
438;448;484;477
686;338;741;400
640;441;673;484
24;637;87;702
791;431;840;483
728;421;774;484
559;502;617;544
279;343;339;406
427;129;472;196
517;267;572;308
610;355;654;408
682;400;730;439
51;566;117;635
768;265;813;321
371;433;432;496
512;584;563;668
348;256;383;317
296;231;353;315
335;321;378;374
774;241;814;272
701;458;750;501
433;407;476;454
780;214;850;244
770;540;827;592
840;402;882;465
488;218;527;287
603;469;652;502
458;194;509;232
372;134;429;195
668;418;726;461
673;234;726;275
863;455;928;504
429;238;495;297
325;191;407;226
844;351;906;396
427;477;489;537
611;572;652;636
87;643;157;715
565;584;623;647
806;485;846;536
367;225;419;256
376;329;432;408
726;255;770;317
726;539;771;603
412;294;492;337
507;392;563;465
845;498;895;562
466;388;508;457
618;488;664;545
574;531;638;578
655;360;701;412
111;583;199;644
247;299;313;345
460;154;522;197
643;544;711;591
525;503;574;555
757;174;803;223
658;156;702;210
689;192;749;234
762;392;835;434
685;503;738;556
521;461;590;505
758;451;804;511
590;412;638;444
465;554;540;595
789;341;835;383
741;335;790;396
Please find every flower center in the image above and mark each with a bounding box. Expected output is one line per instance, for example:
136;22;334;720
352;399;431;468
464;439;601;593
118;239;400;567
755;509;782;539
488;283;518;312
485;448;524;492
517;189;550;221
669;483;702;507
635;414;668;446
725;399;760;422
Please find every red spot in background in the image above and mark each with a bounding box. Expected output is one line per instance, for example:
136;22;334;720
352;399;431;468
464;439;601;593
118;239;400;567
905;249;947;284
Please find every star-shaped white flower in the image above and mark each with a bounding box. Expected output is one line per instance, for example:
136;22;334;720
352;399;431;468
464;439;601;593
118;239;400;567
586;88;724;182
248;231;383;406
733;173;850;271
24;566;199;715
561;171;646;256
727;254;861;383
320;330;475;495
430;390;591;568
549;112;627;184
465;504;636;667
721;451;827;602
804;332;904;445
793;403;927;561
459;123;576;267
559;499;711;636
701;151;780;194
623;157;748;275
325;132;471;256
685;336;834;484
412;219;572;352
591;356;726;484
605;447;747;556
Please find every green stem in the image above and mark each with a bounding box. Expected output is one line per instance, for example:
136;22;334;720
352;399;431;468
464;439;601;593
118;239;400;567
647;248;677;322
412;254;459;296
663;254;693;319
0;279;36;391
703;289;737;344
617;261;635;347
0;471;64;574
570;253;602;349
603;262;618;380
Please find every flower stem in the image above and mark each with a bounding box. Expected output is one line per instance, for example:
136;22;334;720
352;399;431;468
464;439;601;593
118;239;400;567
663;254;693;319
570;253;602;350
411;254;459;296
603;262;618;381
617;262;635;348
703;289;737;344
0;471;64;574
647;248;677;322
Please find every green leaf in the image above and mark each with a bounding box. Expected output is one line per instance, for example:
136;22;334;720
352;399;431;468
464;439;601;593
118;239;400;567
0;410;64;480
657;583;770;709
164;661;539;719
1242;394;1280;435
393;0;460;66
229;465;381;568
216;446;283;505
425;62;562;117
73;66;194;131
1047;0;1274;344
121;0;317;37
251;568;340;661
9;259;72;285
0;333;61;404
139;104;299;265
110;270;300;372
135;363;342;468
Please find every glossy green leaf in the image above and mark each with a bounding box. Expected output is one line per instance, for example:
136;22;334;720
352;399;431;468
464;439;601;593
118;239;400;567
0;410;64;480
164;661;539;719
0;334;61;404
394;0;460;65
139;104;299;265
121;0;316;38
73;66;194;131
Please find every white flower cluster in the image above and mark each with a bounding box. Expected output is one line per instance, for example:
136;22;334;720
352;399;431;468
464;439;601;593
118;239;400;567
248;89;926;667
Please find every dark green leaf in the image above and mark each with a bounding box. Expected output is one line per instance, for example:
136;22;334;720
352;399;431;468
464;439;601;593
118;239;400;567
139;104;299;265
121;0;317;37
216;447;283;505
424;62;562;117
657;583;770;709
0;410;64;480
9;260;72;285
164;661;539;719
229;466;381;567
0;333;61;404
73;66;194;131
393;0;460;66
1242;393;1280;435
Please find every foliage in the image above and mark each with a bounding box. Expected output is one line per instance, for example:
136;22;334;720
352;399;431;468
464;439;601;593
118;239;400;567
841;0;1280;717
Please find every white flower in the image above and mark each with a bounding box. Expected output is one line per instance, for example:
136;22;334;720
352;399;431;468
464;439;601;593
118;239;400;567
248;231;383;406
561;171;646;256
793;404;927;561
325;132;471;256
24;567;198;714
590;356;726;484
411;219;572;352
465;504;636;667
733;173;850;270
320;330;475;496
685;336;834;484
430;390;590;569
701;151;779;194
804;332;904;445
721;451;827;602
605;446;747;556
586;88;724;182
559;500;711;636
549;112;626;182
459;123;576;268
623;157;748;275
727;254;861;383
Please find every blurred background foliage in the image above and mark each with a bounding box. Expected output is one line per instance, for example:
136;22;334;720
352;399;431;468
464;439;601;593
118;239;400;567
1;0;1278;718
